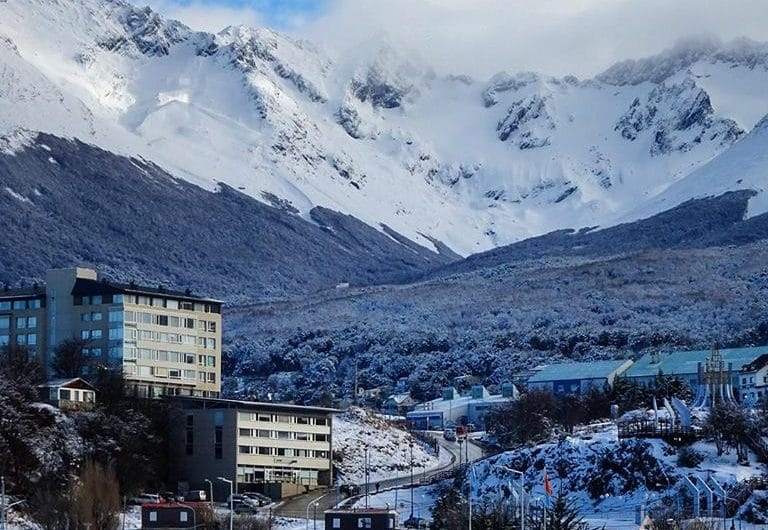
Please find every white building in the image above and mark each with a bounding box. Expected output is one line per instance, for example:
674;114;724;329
406;384;517;430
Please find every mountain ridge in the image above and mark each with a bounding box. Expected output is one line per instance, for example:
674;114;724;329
3;0;768;255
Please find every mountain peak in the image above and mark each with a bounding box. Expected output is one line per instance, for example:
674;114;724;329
596;35;768;86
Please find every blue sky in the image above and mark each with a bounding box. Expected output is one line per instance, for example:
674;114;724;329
149;0;330;31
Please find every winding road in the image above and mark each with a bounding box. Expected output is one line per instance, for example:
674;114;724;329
275;434;486;520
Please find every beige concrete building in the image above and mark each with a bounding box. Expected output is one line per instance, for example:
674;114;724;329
0;267;222;397
168;396;338;499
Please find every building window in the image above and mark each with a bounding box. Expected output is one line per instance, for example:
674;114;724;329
179;511;188;523
0;301;10;310
108;310;123;322
214;426;223;459
316;418;328;426
27;334;37;346
149;512;157;522
0;335;8;346
333;519;341;529
0;317;9;329
358;517;372;528
12;300;25;310
109;327;123;340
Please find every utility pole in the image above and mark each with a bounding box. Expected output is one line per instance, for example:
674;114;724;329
364;445;369;509
218;477;233;530
409;442;415;521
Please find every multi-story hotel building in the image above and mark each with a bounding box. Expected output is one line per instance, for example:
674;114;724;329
168;396;337;499
0;267;222;397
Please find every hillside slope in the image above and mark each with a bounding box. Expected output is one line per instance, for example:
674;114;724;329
0;132;454;301
225;191;768;402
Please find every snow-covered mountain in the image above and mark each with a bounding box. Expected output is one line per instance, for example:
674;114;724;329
2;0;768;255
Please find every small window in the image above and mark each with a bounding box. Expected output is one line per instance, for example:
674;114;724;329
149;511;157;522
179;511;188;522
358;517;372;529
92;295;102;305
333;518;341;529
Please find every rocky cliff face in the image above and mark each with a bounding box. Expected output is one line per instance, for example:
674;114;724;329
2;0;768;257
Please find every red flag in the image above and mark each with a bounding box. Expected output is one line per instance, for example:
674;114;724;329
544;468;553;496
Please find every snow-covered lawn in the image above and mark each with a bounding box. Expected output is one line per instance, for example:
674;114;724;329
351;484;439;523
333;407;441;484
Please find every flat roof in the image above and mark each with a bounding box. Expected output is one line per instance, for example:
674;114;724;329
625;346;768;378
527;359;631;383
72;278;223;304
0;286;45;300
168;395;341;415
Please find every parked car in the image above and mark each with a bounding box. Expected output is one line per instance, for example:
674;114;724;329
160;491;180;502
180;490;207;502
241;492;271;506
232;500;259;514
130;493;161;505
228;494;258;508
340;484;361;497
443;428;457;441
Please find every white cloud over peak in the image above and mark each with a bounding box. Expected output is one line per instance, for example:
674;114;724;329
301;0;768;79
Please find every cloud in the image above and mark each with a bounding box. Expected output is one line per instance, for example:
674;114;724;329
299;0;768;79
147;1;266;33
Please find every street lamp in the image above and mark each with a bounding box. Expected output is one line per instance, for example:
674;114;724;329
204;479;213;507
501;466;526;530
218;477;234;530
305;500;319;530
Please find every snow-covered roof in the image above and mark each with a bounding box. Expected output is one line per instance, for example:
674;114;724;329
38;377;96;390
625;346;768;378
527;360;632;383
410;392;512;414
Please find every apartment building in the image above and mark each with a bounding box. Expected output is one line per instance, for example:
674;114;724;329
168;396;338;500
0;267;222;397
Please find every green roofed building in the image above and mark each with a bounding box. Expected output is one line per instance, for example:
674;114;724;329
526;359;633;395
623;346;768;392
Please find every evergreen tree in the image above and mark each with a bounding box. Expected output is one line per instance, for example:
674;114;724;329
51;338;90;379
528;488;600;530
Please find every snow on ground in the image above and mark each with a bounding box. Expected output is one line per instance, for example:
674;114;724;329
467;422;766;523
351;484;440;523
274;516;325;529
333;407;441;484
119;506;142;529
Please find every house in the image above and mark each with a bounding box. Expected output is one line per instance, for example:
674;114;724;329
141;502;201;529
0;267;223;398
324;508;398;530
406;383;517;430
739;353;768;403
38;378;96;410
623;346;768;394
167;396;339;500
382;393;416;415
526;360;633;395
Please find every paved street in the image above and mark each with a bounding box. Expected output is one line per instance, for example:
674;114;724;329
274;434;486;520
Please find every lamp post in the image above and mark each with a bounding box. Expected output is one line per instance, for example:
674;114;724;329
363;445;370;509
305;500;318;530
467;466;477;530
204;479;213;507
218;477;234;530
409;442;415;521
501;466;525;530
458;438;463;467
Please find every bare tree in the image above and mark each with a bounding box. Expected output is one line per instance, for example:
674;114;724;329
70;460;121;530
